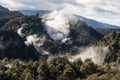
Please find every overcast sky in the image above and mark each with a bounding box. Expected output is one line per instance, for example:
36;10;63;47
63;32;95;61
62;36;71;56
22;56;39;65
0;0;120;26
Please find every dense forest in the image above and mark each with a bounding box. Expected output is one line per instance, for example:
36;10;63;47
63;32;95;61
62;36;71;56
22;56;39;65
0;56;119;80
0;6;120;80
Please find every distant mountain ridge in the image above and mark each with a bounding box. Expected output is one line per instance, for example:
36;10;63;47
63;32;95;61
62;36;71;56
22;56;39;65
19;9;120;29
77;15;120;29
0;6;22;17
19;10;49;15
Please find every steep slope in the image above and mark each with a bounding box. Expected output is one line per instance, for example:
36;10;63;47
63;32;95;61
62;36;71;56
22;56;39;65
0;30;39;60
2;16;47;37
96;28;120;35
70;21;103;46
0;30;25;59
97;32;120;63
0;6;22;17
43;21;103;54
78;15;119;29
0;17;10;27
0;13;103;58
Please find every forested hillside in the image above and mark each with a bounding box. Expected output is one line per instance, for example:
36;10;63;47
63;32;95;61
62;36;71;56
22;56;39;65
0;56;119;80
0;5;120;80
0;6;22;17
97;32;120;63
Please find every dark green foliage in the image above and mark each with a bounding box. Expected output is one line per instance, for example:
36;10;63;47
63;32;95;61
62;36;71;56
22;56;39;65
0;4;119;80
0;17;10;27
96;28;120;35
63;66;76;80
103;64;111;72
72;58;82;70
80;59;97;76
43;21;103;54
0;10;103;56
0;6;22;17
86;73;99;80
0;30;39;60
37;61;50;80
43;40;72;54
48;56;71;79
2;16;46;37
0;57;118;80
70;21;103;46
97;32;120;62
0;30;26;59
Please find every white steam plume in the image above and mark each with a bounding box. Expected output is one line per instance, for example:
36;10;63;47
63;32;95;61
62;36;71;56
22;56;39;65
42;9;77;41
25;34;47;54
17;26;23;37
25;34;46;47
69;46;109;65
17;23;28;37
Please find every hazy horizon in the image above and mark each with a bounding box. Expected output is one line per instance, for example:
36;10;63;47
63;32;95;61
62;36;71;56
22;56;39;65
0;0;120;26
